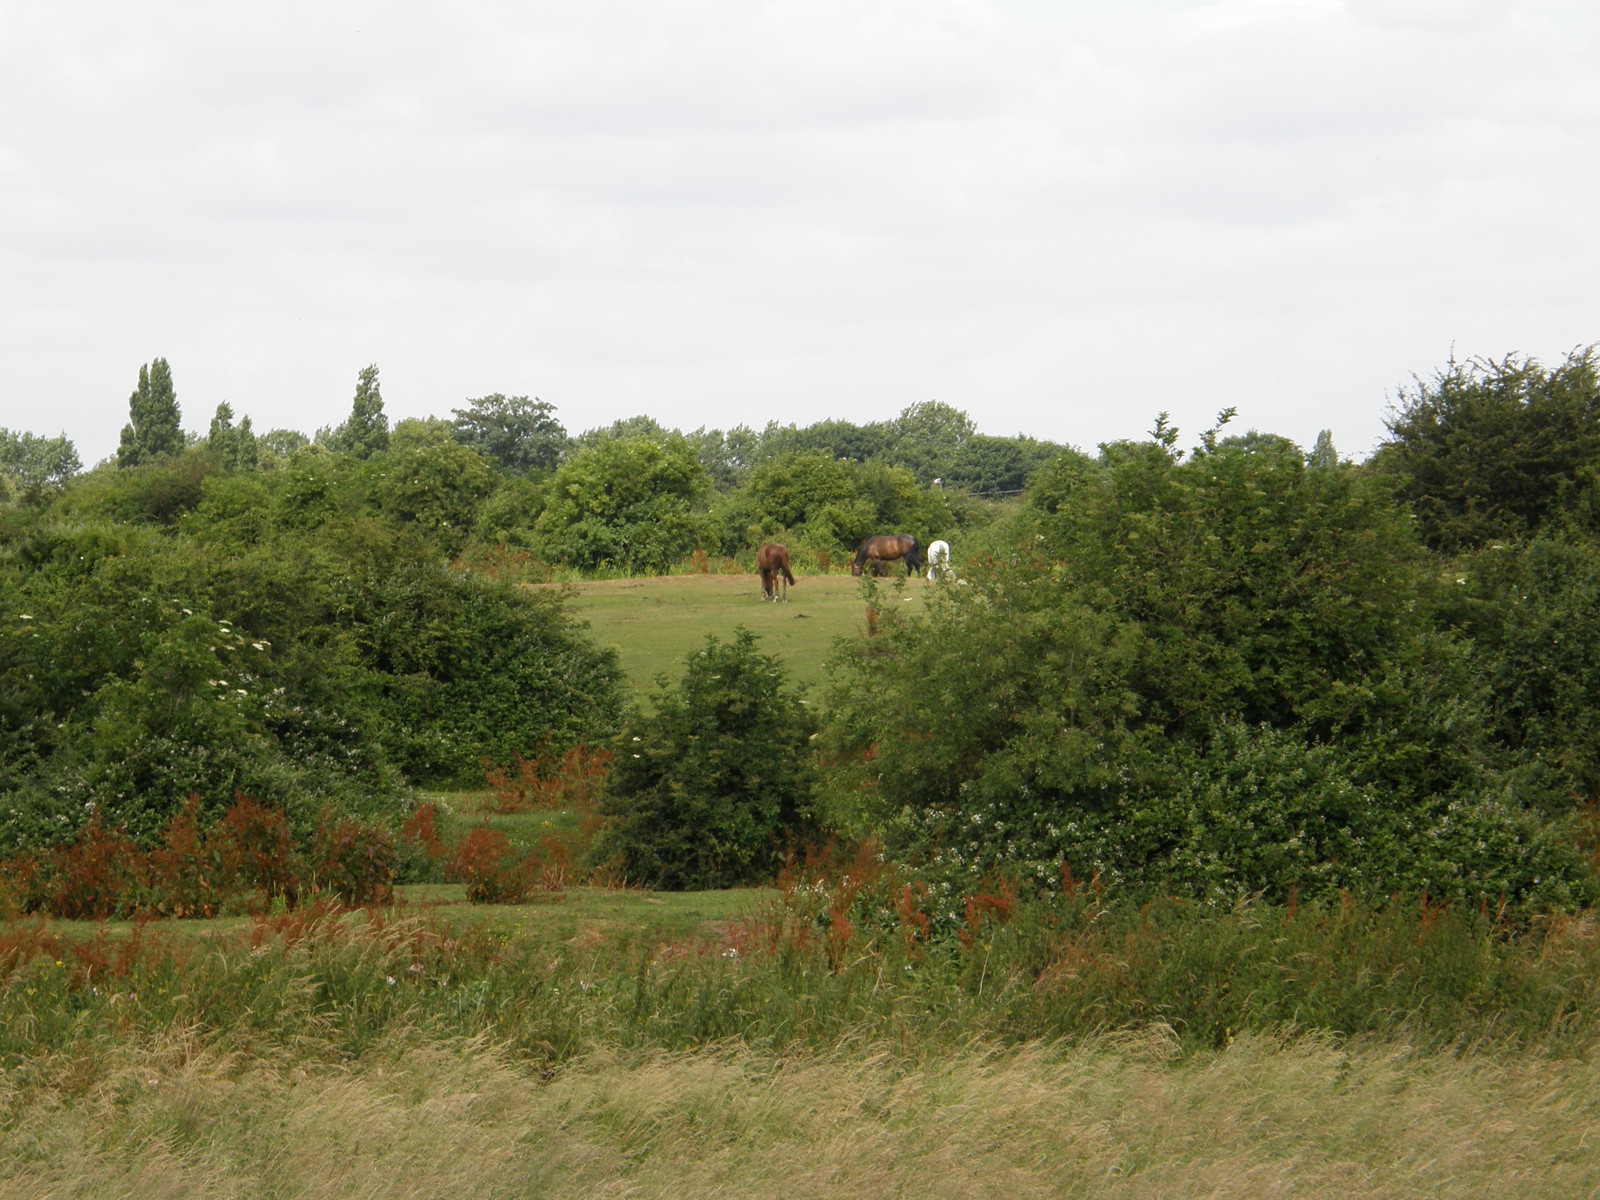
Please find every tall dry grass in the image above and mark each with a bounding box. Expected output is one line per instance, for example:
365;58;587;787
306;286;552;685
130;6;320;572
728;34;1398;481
3;1031;1599;1199
8;892;1600;1197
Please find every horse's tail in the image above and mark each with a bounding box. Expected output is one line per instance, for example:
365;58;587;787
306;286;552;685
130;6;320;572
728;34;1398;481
904;537;923;574
781;560;796;586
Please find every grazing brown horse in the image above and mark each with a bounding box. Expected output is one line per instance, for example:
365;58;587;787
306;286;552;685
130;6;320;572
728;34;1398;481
757;542;795;601
851;534;923;577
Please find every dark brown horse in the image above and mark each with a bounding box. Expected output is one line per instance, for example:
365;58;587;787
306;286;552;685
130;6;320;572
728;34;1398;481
851;534;923;577
757;543;795;601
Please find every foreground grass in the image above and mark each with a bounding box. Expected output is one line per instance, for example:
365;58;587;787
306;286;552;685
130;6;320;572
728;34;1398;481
5;1032;1598;1199
7;893;1600;1196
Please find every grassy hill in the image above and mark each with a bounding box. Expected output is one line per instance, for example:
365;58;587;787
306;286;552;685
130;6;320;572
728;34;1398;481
553;570;930;703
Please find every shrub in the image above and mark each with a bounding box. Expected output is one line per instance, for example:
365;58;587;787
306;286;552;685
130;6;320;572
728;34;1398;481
1381;347;1600;552
484;743;613;814
591;628;818;889
446;823;532;904
311;816;398;905
0;476;624;842
144;794;217;917
42;812;144;920
532;437;711;572
821;430;1600;912
209;794;298;904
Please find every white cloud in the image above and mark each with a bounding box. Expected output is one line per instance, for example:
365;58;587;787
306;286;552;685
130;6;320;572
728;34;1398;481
1;0;1596;465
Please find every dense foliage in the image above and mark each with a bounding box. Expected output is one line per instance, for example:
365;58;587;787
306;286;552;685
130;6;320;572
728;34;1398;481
7;347;1600;915
533;436;712;573
115;358;184;468
0;429;80;497
0;449;622;848
592;629;818;889
823;415;1599;910
709;451;953;560
1381;348;1600;552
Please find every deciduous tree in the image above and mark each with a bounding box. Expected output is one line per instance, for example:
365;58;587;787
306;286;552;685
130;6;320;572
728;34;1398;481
0;429;80;494
533;436;710;572
450;393;566;473
1381;348;1600;551
116;357;183;467
329;364;389;459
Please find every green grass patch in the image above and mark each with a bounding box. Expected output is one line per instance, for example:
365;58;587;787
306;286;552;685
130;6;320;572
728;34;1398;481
550;572;926;701
391;882;768;945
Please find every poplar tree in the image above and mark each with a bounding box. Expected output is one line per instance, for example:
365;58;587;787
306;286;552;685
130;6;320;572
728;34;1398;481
116;357;183;467
333;364;389;459
208;402;259;470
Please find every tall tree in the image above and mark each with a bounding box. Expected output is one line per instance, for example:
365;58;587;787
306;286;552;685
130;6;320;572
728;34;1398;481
450;393;566;473
116;358;183;468
1307;429;1339;469
533;436;711;572
889;400;977;483
331;364;389;459
1381;348;1600;552
759;417;894;466
206;402;259;470
691;424;761;490
0;429;80;493
570;414;672;452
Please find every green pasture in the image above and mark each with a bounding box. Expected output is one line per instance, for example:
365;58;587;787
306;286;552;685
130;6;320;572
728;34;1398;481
25;881;767;963
550;570;930;701
399;797;769;941
393;881;766;946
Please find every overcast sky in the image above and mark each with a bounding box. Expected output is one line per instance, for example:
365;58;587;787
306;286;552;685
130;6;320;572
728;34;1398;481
3;0;1596;467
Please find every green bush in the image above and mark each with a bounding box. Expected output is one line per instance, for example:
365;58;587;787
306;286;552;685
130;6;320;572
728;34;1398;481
532;437;710;573
1381;347;1600;552
592;629;818;889
821;429;1600;911
709;451;954;559
0;472;623;847
1455;529;1600;800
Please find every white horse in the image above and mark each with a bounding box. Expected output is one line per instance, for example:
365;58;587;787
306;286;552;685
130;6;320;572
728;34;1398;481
926;540;952;580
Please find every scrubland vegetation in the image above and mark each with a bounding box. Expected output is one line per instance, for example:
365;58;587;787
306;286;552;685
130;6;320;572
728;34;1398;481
7;348;1600;1193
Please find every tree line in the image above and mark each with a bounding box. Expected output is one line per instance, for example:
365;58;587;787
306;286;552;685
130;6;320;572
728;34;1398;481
7;358;1063;573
